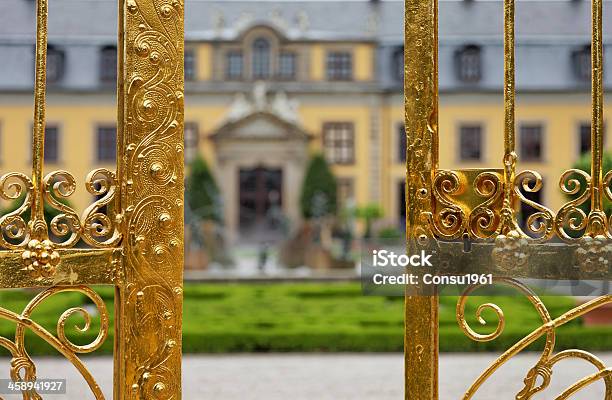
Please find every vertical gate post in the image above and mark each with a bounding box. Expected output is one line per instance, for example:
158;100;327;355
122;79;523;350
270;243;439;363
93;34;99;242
115;0;184;398
404;0;439;399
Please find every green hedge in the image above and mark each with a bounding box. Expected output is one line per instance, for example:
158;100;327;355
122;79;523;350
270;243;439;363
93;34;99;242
0;283;609;355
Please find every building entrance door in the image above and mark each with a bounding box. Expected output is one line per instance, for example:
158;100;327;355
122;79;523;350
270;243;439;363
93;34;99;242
239;167;283;237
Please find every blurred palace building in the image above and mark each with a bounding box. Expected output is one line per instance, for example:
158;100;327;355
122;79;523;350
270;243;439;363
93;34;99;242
0;0;611;241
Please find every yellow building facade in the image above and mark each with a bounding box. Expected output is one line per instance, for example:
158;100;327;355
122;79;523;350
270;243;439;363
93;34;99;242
0;0;610;241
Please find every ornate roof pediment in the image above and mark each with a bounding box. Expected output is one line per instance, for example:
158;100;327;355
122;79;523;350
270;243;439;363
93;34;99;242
211;111;311;142
211;82;311;142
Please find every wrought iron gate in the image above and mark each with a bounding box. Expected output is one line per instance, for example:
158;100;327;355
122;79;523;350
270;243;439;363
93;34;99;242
404;0;611;398
0;0;184;398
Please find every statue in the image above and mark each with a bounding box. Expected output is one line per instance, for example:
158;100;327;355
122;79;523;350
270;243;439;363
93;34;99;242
253;81;267;110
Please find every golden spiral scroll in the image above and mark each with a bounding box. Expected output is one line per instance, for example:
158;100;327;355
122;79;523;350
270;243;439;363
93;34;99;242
0;286;109;399
457;279;612;399
513;170;555;242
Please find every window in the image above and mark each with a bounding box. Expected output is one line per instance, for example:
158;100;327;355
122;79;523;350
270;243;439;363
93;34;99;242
455;45;482;83
97;125;116;162
46;45;65;84
323;122;355;164
520;124;544;161
100;46;117;83
184;122;199;163
252;38;271;79
459;124;483;161
326;52;353;81
398;124;407;162
393;46;404;81
44;125;59;163
226;51;243;79
337;178;354;208
278;52;297;79
184;49;196;81
572;45;590;81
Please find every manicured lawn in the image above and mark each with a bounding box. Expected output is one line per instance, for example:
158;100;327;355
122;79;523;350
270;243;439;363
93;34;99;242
0;283;609;355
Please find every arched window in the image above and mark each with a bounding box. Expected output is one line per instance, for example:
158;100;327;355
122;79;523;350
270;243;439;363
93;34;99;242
252;38;271;79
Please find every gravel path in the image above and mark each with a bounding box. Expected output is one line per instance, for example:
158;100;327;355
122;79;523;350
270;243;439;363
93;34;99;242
2;353;610;399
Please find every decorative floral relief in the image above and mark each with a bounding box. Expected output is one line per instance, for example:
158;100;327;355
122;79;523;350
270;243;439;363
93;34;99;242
575;234;612;274
491;230;529;272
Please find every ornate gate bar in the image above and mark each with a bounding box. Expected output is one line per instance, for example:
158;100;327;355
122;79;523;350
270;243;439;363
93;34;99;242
115;0;184;398
404;0;438;398
0;0;184;398
404;0;611;398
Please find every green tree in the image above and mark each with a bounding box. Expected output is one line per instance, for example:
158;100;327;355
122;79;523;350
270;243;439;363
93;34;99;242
186;155;222;223
300;154;337;219
568;151;612;215
355;203;384;239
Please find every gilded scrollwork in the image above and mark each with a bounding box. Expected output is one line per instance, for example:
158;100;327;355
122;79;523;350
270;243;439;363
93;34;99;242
43;170;81;248
556;169;592;242
0;169;120;253
0;173;34;249
81;168;121;247
513;170;555;242
425;166;612;245
426;170;505;240
469;171;503;238
457;279;612;399
0;286;109;399
425;170;468;240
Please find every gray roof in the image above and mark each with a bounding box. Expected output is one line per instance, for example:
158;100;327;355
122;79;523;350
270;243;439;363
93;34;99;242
1;0;610;42
0;0;611;92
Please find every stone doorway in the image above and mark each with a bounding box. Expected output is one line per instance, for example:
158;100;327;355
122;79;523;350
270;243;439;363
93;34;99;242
210;86;312;243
